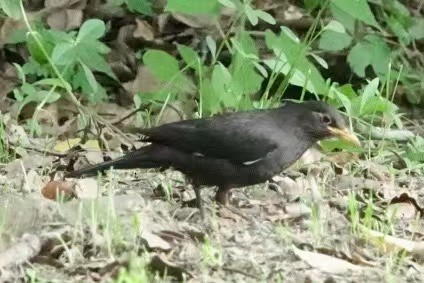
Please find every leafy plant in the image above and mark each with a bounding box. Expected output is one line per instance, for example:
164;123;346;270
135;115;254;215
201;237;223;268
23;19;115;103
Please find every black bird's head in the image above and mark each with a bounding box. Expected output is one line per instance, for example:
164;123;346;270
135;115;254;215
295;100;360;146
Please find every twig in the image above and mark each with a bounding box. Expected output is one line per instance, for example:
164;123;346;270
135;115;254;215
222;266;260;279
8;142;70;157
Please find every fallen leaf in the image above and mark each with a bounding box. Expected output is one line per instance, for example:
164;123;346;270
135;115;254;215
0;234;41;268
140;217;173;251
387;202;417;221
292;245;362;274
326;152;359;168
47;9;83;31
74;178;99;199
54;138;101;153
41;180;77;201
361;226;424;256
134;18;155;41
149;253;193;280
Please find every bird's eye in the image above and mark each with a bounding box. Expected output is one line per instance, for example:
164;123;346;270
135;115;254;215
321;114;332;125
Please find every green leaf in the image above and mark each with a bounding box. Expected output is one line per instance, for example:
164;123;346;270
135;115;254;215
386;15;411;45
13;63;26;84
320;139;361;152
338;84;358;100
38;90;61;104
217;0;236;8
264;30;327;94
347;42;371;77
52;42;75;66
359;77;379;115
200;78;220;115
323;20;345;33
27;32;55;65
177;44;201;73
77;43;116;79
126;0;153;15
143;50;180;81
13;89;23;101
409;18;424;40
310;53;328;69
212;63;239;107
352;96;397;117
81;63;98;93
245;5;258;26
136;91;175;103
6;28;27;44
329;0;379;27
77;19;105;42
304;0;320;10
33;78;70;89
165;0;221;15
238;31;259;56
329;3;355;33
231;54;263;96
206;36;217;59
364;35;391;76
319;30;352;51
263;59;317;94
231;32;259;61
330;86;352;116
49;29;75;43
280;26;300;43
0;0;22;19
22;58;49;77
255;10;276;25
73;68;107;102
27;120;42;137
253;61;268;78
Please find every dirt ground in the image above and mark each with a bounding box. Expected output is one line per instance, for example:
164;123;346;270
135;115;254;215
1;147;424;282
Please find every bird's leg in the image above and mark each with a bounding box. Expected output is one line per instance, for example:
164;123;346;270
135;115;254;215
193;185;204;218
215;187;252;221
215;186;232;205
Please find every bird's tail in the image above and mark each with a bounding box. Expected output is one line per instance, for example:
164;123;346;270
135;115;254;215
65;145;164;178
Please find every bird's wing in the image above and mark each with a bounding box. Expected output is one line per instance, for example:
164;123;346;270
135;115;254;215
140;112;279;164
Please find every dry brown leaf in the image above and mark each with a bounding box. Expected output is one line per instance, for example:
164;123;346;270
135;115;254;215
139;217;176;251
291;147;323;168
149;253;193;280
361;226;424;256
284;203;311;218
134;18;155;41
270;175;309;201
0;234;41;268
0;63;18;104
4;155;56;179
141;229;172;251
387;202;417;221
335;176;383;193
44;0;86;30
292;245;363;274
0;18;25;47
172;13;215;28
326;152;359;168
41;180;77;201
74;178;99;199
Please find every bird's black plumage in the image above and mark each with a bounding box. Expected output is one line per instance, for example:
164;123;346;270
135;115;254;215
65;101;359;211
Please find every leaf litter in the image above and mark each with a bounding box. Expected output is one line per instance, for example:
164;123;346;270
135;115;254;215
0;0;424;281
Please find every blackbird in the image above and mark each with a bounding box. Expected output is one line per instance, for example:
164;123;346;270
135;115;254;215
66;100;360;213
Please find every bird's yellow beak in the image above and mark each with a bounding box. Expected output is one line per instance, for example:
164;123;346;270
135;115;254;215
327;126;361;146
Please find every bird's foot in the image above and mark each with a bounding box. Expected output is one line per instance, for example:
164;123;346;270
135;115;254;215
180;186;205;219
216;205;252;222
215;186;232;206
181;198;205;217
